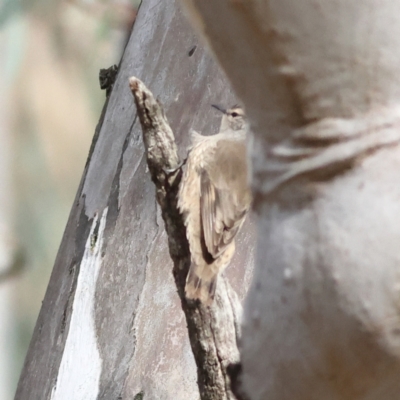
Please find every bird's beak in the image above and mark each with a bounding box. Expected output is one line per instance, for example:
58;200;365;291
211;104;227;114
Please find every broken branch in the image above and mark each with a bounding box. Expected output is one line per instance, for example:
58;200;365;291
129;76;242;400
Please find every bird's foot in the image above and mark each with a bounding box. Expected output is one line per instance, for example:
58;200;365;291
162;158;187;177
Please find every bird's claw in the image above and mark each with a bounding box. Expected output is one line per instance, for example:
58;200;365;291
162;158;187;177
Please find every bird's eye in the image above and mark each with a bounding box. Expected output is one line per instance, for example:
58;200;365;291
231;112;239;117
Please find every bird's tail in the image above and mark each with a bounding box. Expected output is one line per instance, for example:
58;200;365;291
185;264;217;306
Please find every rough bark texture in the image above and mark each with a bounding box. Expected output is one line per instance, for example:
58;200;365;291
179;1;400;399
129;76;242;400
15;1;254;400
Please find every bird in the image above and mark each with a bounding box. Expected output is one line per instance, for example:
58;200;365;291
178;105;252;305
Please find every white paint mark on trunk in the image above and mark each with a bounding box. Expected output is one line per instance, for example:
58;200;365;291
51;208;108;400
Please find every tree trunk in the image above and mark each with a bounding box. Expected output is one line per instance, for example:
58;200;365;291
15;1;255;399
179;0;400;399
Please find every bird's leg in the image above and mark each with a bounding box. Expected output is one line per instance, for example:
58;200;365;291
161;157;187;192
162;156;187;177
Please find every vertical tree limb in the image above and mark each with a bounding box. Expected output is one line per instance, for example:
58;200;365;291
15;2;255;399
179;1;400;399
129;76;241;400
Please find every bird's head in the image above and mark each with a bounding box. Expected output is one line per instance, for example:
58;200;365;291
212;104;246;132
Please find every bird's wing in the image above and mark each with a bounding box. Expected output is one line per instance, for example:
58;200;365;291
200;141;250;259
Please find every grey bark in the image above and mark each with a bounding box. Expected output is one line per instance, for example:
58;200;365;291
179;0;400;399
129;76;242;400
15;1;254;400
